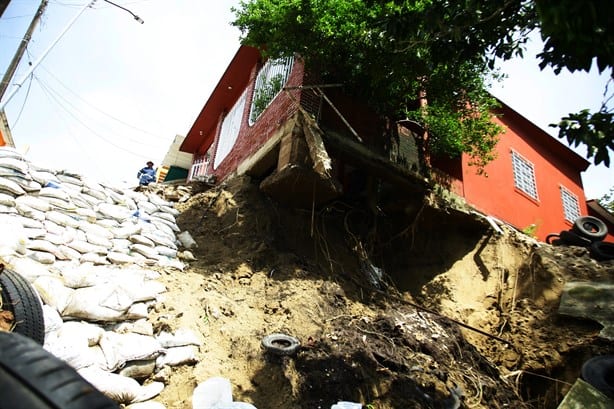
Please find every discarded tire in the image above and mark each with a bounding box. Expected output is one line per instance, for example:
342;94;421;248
559;230;591;247
589;241;614;261
0;331;119;409
545;233;560;245
261;333;300;356
0;266;45;344
572;216;608;242
581;355;614;399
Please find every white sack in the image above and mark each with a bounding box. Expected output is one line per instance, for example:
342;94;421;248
99;331;163;372
78;367;164;404
155;346;198;368
33;275;74;313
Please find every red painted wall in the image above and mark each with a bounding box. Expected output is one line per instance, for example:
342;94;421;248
455;113;588;241
207;59;305;182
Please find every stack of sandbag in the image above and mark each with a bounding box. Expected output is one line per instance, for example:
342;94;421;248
0;147;184;268
43;300;202;406
0;147;203;408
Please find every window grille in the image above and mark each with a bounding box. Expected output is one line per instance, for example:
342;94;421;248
511;151;538;200
560;186;581;222
189;154;209;181
214;89;248;169
248;56;294;125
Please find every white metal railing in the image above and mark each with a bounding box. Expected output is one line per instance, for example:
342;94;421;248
248;56;294;125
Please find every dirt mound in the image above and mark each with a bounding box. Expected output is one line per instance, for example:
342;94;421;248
152;176;613;409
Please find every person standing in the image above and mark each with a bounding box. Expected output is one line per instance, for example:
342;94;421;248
137;161;156;186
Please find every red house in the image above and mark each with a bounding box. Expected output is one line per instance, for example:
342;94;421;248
181;45;598;242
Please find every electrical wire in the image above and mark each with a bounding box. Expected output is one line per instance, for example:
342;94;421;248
38;63;169;141
34;70;169;148
34;72;103;175
33;74;159;160
9;73;34;128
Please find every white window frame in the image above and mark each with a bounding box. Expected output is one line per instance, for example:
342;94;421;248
511;150;538;200
248;56;294;125
560;185;581;223
214;89;248;169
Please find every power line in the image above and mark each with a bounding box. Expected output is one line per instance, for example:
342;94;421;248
33;74;158;160
9;73;33;128
34;73;103;176
38;63;169;141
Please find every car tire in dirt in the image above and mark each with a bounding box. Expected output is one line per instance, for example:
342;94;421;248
545;233;560;245
0;266;45;344
559;230;592;247
0;331;119;409
572;216;608;242
589;241;614;262
261;333;301;356
581;355;614;399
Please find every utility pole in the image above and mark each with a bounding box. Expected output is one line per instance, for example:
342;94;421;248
0;0;48;147
0;0;48;100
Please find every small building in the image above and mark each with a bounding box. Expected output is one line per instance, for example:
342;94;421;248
157;134;193;183
586;200;614;242
180;45;596;242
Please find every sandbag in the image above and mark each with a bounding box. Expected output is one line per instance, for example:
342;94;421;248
37;186;70;201
62;284;135;321
58;321;105;347
129;234;155;247
33;275;74;313
155;345;198;367
78;367;164;404
97;203;131;221
0;192;15;206
60;264;99;288
47;210;81;228
28;250;56;264
0;157;29;173
156;329;201;348
0;177;26;195
119;359;156;380
131;244;159;259
99;331;163;372
16;202;46;221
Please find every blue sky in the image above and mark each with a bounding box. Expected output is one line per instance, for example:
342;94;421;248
0;0;612;199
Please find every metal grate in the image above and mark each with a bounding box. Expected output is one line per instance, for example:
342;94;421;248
560;185;581;222
248;56;294;125
511;150;538;200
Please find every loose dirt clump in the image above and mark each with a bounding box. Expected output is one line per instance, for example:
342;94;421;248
151;175;613;409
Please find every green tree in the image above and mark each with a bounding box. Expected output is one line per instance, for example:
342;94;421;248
232;0;613;168
600;186;614;212
535;0;614;167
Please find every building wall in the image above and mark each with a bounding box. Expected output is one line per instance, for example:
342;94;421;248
458;114;588;241
207;59;305;182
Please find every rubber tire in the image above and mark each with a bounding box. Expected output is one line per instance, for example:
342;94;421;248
261;333;301;356
545;233;560;245
0;267;45;344
590;241;614;261
581;355;614;399
0;331;119;409
572;216;608;242
559;230;591;247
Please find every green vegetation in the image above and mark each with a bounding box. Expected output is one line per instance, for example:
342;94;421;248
232;0;614;168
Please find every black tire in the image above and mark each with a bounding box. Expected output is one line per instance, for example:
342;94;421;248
0;267;45;344
589;241;614;261
545;233;560;245
572;216;608;242
0;331;119;409
559;230;591;247
262;333;301;356
581;355;614;399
